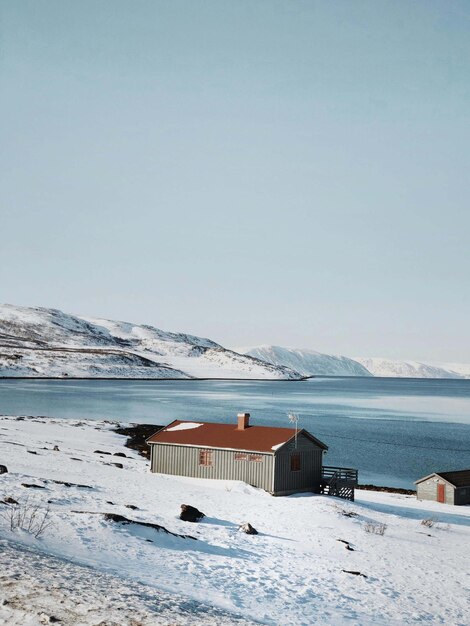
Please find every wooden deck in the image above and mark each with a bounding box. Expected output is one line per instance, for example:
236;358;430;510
321;466;358;501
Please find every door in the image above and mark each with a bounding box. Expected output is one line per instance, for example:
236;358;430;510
437;483;445;503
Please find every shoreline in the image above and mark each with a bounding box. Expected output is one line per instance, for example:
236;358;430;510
0;376;310;381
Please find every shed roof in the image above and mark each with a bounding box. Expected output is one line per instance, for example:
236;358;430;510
415;469;470;488
146;420;328;453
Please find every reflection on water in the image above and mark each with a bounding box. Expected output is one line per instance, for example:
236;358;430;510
1;377;469;489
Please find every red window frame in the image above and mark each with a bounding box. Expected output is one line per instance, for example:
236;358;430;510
291;452;301;472
199;450;213;467
234;453;248;461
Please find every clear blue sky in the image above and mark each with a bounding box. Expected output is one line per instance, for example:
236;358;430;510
1;1;469;361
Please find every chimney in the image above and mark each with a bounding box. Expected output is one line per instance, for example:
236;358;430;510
237;413;250;430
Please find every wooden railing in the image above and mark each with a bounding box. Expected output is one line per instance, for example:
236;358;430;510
322;466;358;484
321;466;358;501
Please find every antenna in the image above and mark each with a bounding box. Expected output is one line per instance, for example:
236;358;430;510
288;412;299;448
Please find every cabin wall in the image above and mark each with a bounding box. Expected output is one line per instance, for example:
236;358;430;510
272;433;324;496
416;477;455;505
150;444;274;492
454;487;470;505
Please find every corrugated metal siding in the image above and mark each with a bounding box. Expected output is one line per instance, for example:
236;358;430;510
273;433;324;495
150;444;274;492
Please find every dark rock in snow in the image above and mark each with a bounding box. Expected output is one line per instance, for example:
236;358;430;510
342;570;367;578
94;450;112;455
103;513;196;539
1;497;18;505
50;479;93;489
113;452;127;458
53;445;60;452
180;504;205;523
239;523;258;535
125;504;139;510
22;483;45;489
27;450;38;455
114;423;163;457
0;465;8;474
110;462;123;469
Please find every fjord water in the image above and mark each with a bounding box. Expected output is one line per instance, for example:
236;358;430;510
1;377;469;489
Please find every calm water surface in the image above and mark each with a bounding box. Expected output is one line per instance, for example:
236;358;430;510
1;377;469;489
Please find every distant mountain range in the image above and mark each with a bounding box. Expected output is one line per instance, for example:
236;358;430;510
0;305;468;379
353;357;469;380
241;346;470;380
243;345;371;377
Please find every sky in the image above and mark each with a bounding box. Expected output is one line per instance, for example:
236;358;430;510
1;0;469;362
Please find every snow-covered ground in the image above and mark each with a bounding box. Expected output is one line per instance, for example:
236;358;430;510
0;416;469;625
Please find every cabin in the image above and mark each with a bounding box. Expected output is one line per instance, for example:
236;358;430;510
147;412;358;499
415;469;470;506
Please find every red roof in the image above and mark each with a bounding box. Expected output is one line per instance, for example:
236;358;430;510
146;420;327;453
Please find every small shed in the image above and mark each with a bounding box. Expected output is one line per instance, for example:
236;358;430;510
415;469;470;506
147;412;328;496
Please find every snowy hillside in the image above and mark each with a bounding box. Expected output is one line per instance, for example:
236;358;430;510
0;416;468;625
243;345;372;377
0;304;299;379
428;362;470;379
242;345;469;379
354;357;466;379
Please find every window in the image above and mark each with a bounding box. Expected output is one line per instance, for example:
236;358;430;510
199;450;213;467
249;454;262;463
234;453;248;461
291;453;301;472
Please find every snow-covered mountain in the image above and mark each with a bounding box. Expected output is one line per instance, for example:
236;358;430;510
0;305;300;379
242;345;469;379
353;357;467;380
243;345;372;377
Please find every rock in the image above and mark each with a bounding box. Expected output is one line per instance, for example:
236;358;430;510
39;613;60;624
342;570;367;578
27;450;38;455
50;480;93;489
111;462;123;469
180;504;205;523
21;483;45;489
2;497;18;505
53;445;60;452
94;450;112;455
0;465;8;474
103;512;197;539
239;522;258;535
125;504;139;510
113;452;127;458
